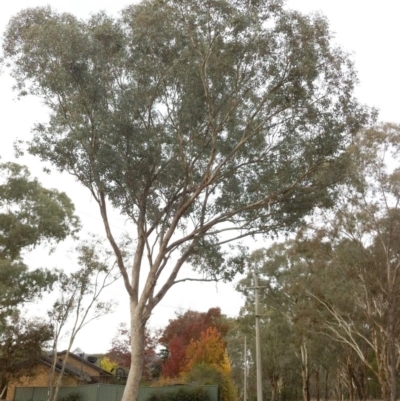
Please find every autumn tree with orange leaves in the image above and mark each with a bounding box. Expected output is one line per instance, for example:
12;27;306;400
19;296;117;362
184;327;236;401
160;308;229;379
185;327;228;371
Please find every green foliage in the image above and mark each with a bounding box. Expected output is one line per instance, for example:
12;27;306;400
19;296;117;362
185;364;236;401
2;1;373;396
0;259;56;322
0;312;52;394
0;162;79;321
58;392;81;401
146;388;210;401
185;364;223;386
0;162;79;261
47;239;118;401
234;124;400;401
235;242;354;401
2;0;370;282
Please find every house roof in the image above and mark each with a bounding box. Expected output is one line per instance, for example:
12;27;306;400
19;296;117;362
39;356;90;382
39;352;112;383
56;351;112;376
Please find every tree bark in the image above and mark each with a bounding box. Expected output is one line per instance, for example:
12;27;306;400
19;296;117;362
324;370;329;401
335;368;343;401
347;360;354;401
269;374;279;401
0;384;7;399
387;293;397;401
47;345;58;401
315;367;320;401
270;381;277;401
300;342;310;401
121;301;146;401
348;361;366;401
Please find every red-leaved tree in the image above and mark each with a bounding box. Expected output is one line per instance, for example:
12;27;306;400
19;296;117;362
107;323;131;368
160;308;229;378
107;323;158;382
161;335;186;378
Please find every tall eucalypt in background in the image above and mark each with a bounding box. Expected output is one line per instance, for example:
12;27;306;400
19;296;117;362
2;0;371;399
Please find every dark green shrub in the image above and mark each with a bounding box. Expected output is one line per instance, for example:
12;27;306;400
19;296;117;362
58;392;81;401
146;387;210;401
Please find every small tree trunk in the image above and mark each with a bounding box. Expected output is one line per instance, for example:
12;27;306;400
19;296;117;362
52;348;74;401
270;379;277;401
361;355;368;401
47;343;59;401
371;329;390;401
300;342;310;401
379;375;390;401
336;368;343;401
347;360;354;401
387;294;397;401
324;370;329;401
121;304;146;401
270;374;279;401
349;378;354;401
348;363;366;401
0;384;7;399
315;367;320;401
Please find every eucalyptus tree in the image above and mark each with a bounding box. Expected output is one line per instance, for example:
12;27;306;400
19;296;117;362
249;123;400;401
235;301;299;401
0;162;78;398
47;240;118;401
0;162;78;320
3;0;370;399
308;124;400;401
237;244;336;401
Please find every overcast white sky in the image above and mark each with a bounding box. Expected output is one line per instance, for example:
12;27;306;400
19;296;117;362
0;0;399;354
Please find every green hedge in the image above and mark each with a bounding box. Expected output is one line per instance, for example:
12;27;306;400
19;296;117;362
146;388;211;401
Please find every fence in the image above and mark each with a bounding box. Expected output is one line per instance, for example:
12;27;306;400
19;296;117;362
13;384;219;401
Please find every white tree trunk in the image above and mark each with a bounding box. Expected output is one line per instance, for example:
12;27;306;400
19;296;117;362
121;301;146;401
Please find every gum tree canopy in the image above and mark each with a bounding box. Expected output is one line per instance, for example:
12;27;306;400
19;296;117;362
3;0;369;399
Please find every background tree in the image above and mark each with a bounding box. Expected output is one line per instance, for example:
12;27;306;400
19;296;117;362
3;0;370;399
159;307;229;379
0;162;78;261
235;305;300;401
183;327;236;401
160;308;229;350
99;356;118;373
107;323;159;383
107;323;132;369
153;309;234;396
161;335;187;379
185;327;228;372
235;243;350;401
0;162;78;321
47;240;118;401
0;312;52;399
304;124;400;401
234;123;400;401
0;161;77;400
236;247;303;401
